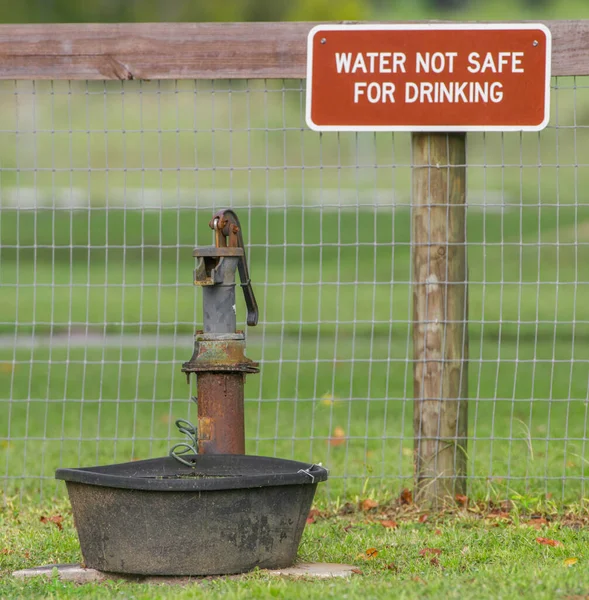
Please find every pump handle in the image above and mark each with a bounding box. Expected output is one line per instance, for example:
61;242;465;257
209;209;259;326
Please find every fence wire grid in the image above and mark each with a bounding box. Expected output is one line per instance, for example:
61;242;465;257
1;77;588;502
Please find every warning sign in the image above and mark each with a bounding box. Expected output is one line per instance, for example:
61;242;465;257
306;24;551;132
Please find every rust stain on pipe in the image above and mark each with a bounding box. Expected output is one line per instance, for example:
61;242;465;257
197;372;245;454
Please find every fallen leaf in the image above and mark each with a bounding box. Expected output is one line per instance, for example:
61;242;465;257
419;548;442;557
527;518;548;530
400;488;413;505
306;508;321;524
339;502;356;515
343;524;354;533
0;548;12;555
23;551;30;559
429;557;441;567
366;547;378;558
564;557;578;567
351;568;363;575
434;529;442;536
381;520;398;529
40;514;63;531
328;426;346;447
418;514;429;523
320;392;340;406
486;511;511;521
455;494;469;507
536;537;563;547
386;562;398;572
361;498;378;512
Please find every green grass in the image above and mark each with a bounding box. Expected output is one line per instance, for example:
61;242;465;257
1;76;589;209
1;204;588;337
1;201;589;502
1;500;589;599
2;333;589;501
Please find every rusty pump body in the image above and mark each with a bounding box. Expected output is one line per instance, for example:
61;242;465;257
181;210;259;455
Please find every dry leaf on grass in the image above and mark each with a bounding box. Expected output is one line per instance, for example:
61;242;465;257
418;514;429;523
536;537;563;547
486;511;511;521
351;568;363;575
360;498;378;512
320;392;340;406
328;426;346;447
339;502;356;515
380;520;398;529
306;508;321;524
419;548;442;557
357;547;379;560
527;518;548;530
564;557;578;566
40;514;63;531
434;529;442;536
399;488;413;505
455;494;469;506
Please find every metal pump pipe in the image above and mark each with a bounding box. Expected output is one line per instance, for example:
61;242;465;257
181;210;259;455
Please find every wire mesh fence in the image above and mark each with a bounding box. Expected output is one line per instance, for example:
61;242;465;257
1;76;588;502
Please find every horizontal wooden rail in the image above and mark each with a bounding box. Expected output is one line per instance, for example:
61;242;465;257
0;21;586;80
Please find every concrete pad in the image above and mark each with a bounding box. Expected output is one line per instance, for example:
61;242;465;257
12;564;107;584
12;562;356;584
265;562;356;578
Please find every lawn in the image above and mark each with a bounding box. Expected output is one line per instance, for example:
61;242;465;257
1;498;589;599
1;201;589;503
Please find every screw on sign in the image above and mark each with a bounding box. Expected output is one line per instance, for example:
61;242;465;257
305;24;551;132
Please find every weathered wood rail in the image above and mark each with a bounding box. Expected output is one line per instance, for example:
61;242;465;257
0;21;584;80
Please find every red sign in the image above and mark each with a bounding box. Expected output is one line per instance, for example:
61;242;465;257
306;24;551;132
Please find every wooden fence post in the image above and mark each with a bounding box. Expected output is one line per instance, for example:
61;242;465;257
412;132;469;506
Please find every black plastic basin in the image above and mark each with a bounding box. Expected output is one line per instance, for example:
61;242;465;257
55;454;328;576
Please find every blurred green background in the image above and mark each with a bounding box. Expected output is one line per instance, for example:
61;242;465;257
3;0;589;23
1;1;588;504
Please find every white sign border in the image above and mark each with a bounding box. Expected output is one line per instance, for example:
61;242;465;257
305;23;552;133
